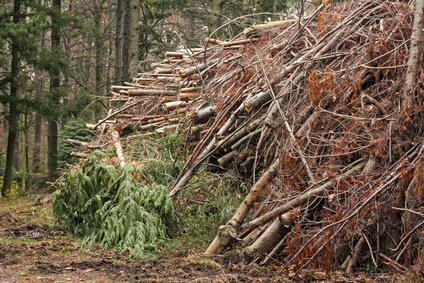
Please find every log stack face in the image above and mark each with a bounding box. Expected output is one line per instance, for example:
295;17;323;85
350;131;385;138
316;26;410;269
80;0;423;274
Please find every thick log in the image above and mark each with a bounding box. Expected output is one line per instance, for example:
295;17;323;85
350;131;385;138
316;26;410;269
179;58;219;78
244;210;297;257
66;139;88;147
163;101;187;111
71;152;89;158
128;88;177;96
244;91;271;112
205;157;281;255
188;106;216;123
110;130;126;169
242;161;365;232
217;150;239;167
165;51;184;59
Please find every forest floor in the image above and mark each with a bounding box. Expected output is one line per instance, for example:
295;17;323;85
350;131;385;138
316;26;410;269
0;197;289;282
0;197;411;282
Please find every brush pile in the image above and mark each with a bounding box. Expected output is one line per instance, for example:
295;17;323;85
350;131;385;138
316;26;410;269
76;0;423;275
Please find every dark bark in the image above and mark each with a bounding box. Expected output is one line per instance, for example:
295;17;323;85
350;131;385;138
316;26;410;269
32;28;46;174
127;0;140;79
32;107;42;173
94;0;106;118
47;0;61;182
2;0;21;196
114;0;124;84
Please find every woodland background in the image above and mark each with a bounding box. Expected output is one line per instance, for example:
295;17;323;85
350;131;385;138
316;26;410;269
0;0;296;195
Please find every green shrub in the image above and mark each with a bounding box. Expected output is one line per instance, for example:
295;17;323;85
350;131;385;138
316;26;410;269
58;118;95;169
53;152;175;258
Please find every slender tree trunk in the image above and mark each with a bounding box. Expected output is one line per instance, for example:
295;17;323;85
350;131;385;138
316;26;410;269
2;0;21;196
32;103;43;173
402;0;423;112
33;26;46;174
13;123;19;171
24;108;30;192
94;0;106;118
115;0;124;84
127;0;140;79
122;1;130;82
47;0;61;182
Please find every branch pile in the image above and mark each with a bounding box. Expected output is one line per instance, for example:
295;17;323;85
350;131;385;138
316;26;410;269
80;0;423;274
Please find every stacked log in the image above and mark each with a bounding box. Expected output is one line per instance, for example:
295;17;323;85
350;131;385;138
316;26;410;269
80;0;423;276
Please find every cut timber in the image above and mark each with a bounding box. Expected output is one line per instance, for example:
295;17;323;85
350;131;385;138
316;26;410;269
244;210;298;258
218;150;239;167
244;91;270;112
208;38;259;47
163;101;187;111
66;139;88;147
161;92;199;102
165;51;184;59
346;236;365;273
189;106;216;123
110;130;126;169
244;20;295;36
241;161;365;232
205;157;281;255
128;88;177;96
71;152;88;158
179;58;219;78
86;123;96;130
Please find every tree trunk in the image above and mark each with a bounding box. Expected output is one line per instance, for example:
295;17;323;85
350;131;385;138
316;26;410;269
122;0;140;81
2;0;21;196
24;108;30;192
33;24;46;174
401;0;423;112
94;0;107;118
115;0;124;84
47;0;61;182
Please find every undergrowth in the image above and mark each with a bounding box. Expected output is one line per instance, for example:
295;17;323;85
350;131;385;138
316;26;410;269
53;134;182;259
170;170;248;252
53;133;247;258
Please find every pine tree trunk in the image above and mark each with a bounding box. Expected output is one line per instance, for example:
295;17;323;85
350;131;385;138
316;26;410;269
127;0;140;79
122;0;139;81
32;103;42;174
47;0;61;182
115;0;124;84
2;0;21;196
32;27;46;174
24;108;30;192
94;0;106;118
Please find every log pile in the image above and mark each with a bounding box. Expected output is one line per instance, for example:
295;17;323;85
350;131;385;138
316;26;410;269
80;0;423;275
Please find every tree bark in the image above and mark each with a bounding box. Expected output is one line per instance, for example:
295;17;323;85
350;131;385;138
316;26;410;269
94;0;107;118
115;0;124;84
47;0;61;182
2;0;21;196
402;0;423;112
33;22;46;174
122;0;140;80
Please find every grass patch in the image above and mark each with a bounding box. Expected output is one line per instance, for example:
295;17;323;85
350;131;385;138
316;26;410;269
169;170;248;252
0;236;40;245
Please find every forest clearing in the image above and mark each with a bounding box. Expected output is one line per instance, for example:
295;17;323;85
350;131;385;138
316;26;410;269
0;0;423;282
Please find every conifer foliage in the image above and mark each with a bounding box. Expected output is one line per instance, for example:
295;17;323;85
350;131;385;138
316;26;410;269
53;152;175;258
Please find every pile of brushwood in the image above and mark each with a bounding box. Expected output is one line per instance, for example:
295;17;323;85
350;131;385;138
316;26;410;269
62;0;423;275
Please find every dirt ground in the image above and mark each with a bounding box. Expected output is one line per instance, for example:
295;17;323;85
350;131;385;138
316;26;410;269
0;197;411;282
0;197;288;282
